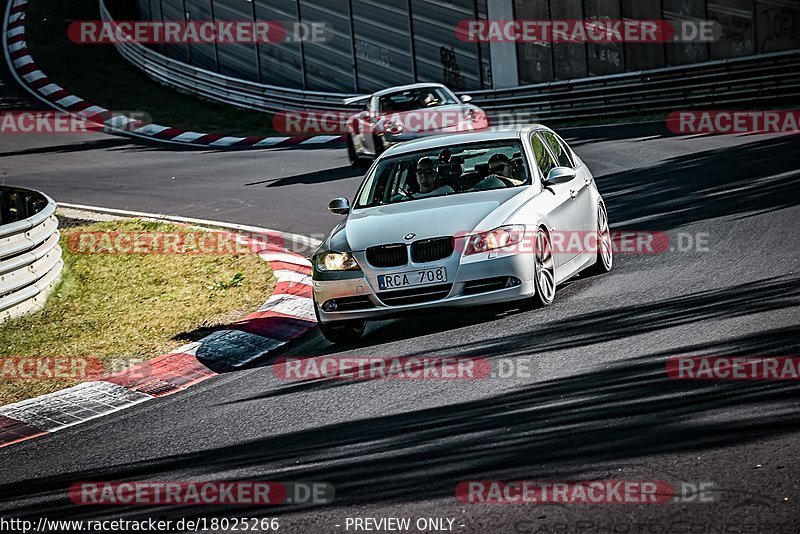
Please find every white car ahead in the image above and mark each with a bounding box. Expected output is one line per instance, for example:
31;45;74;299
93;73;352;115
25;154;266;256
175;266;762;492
345;83;488;166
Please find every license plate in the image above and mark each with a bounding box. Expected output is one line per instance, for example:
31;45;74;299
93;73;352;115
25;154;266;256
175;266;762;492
377;267;447;290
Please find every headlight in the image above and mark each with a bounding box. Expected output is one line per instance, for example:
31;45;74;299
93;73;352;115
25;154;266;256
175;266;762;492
315;251;361;271
463;225;525;256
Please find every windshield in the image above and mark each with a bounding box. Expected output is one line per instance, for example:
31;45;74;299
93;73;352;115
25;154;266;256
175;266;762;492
378;87;459;113
354;140;529;208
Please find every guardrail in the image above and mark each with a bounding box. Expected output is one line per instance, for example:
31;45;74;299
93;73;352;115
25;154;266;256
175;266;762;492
98;0;361;114
471;50;800;123
100;0;800;122
0;187;62;323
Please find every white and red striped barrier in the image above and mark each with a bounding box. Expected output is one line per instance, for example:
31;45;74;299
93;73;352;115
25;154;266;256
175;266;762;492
0;227;316;448
2;0;345;149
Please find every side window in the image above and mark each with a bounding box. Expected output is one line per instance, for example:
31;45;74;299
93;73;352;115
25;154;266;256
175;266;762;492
541;132;574;168
531;133;557;180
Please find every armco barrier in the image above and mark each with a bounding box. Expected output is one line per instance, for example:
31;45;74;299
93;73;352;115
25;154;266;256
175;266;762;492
98;0;360;115
99;0;800;123
470;50;800;123
0;186;62;323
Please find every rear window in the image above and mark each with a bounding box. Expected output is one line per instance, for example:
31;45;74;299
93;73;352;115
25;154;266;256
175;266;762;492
378;87;458;113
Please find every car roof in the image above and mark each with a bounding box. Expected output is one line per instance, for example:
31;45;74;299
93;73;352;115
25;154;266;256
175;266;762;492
382;125;551;157
372;83;450;98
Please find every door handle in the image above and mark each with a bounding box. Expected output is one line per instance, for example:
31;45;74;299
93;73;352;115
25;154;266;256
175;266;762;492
570;189;578;198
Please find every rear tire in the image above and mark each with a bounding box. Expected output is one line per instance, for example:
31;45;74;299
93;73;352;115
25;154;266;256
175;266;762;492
347;135;360;167
532;227;556;307
372;134;386;157
585;202;613;276
347;135;370;168
314;301;366;343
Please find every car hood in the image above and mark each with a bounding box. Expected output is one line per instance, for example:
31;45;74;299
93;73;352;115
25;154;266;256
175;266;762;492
343;188;530;251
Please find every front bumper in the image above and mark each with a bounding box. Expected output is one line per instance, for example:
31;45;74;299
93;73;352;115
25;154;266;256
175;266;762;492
313;250;535;324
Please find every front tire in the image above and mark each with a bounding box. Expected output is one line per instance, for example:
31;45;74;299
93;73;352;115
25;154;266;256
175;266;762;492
314;301;365;343
532;227;556;307
585;202;613;276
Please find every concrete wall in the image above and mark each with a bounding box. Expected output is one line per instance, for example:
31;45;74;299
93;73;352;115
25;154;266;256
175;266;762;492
138;0;800;91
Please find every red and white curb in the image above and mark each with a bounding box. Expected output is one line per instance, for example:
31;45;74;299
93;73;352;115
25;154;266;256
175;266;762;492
1;0;345;149
0;226;318;448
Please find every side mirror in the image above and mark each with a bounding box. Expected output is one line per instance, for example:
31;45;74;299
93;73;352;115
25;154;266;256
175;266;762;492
328;197;350;215
460;94;473;103
543;167;576;186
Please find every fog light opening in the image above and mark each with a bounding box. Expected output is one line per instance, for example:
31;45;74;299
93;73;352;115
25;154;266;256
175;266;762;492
506;277;522;288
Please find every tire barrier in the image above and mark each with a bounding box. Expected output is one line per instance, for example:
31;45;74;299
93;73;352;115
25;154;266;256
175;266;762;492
0;186;62;324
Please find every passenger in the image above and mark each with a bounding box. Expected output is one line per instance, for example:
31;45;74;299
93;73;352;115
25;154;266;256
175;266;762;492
415;157;454;198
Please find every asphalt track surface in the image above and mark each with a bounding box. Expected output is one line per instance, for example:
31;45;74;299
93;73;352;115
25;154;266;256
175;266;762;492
2;99;800;530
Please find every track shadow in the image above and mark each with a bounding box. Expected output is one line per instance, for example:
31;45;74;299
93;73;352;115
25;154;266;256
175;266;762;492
232;275;800;402
1;320;798;522
0;134;346;156
0;137;133;157
559;121;671;147
101;137;346;154
595;136;800;231
245;165;364;188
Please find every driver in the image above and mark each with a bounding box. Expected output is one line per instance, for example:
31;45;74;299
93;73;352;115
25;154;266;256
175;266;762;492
422;91;440;107
415;157;454;198
472;153;519;190
487;153;524;186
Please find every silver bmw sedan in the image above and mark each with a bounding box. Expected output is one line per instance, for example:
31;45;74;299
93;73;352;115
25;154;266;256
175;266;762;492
312;125;613;343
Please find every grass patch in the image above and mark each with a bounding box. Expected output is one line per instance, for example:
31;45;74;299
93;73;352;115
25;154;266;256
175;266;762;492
0;218;275;406
24;0;276;137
